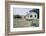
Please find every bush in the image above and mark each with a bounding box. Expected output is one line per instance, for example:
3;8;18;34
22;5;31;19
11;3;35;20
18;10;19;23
31;23;39;27
13;15;22;19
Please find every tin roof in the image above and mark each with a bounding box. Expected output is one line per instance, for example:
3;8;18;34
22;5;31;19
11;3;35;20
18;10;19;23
29;9;39;14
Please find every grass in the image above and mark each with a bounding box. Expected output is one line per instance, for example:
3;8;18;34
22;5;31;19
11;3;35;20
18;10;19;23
13;18;39;28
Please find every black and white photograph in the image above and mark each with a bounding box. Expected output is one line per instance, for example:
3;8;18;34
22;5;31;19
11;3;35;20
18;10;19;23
13;8;39;28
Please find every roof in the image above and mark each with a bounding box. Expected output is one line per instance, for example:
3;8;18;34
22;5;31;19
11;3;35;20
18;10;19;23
29;9;39;14
25;9;39;16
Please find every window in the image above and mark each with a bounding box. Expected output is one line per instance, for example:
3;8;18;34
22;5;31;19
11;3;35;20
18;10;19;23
35;15;36;17
30;15;32;17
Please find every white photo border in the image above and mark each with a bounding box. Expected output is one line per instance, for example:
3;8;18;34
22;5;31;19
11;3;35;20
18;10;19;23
10;5;42;32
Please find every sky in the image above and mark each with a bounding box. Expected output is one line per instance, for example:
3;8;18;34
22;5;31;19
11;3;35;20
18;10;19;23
13;8;32;16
